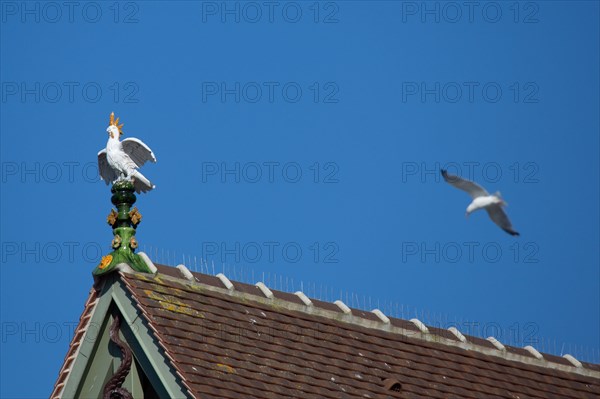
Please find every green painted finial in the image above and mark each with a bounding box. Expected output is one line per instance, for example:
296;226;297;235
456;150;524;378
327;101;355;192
93;181;153;275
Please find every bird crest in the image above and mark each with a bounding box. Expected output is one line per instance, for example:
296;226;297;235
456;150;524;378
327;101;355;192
109;112;124;136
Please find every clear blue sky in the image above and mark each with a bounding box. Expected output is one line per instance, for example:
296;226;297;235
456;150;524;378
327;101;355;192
1;1;598;397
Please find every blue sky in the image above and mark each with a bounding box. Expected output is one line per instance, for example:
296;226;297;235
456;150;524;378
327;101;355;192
1;1;599;397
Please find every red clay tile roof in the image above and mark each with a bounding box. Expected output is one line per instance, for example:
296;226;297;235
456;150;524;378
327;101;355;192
54;263;600;399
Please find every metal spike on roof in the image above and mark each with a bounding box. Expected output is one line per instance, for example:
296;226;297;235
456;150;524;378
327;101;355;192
372;309;391;324
216;273;234;290
122;249;600;365
255;282;274;299
410;318;429;334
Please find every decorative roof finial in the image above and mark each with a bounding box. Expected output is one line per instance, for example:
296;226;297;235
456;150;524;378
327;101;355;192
93;113;157;276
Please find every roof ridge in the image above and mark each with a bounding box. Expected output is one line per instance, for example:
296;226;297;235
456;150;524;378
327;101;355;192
130;263;600;378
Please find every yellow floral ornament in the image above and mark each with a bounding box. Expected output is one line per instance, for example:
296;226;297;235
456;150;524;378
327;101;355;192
99;255;113;269
107;209;118;226
129;207;142;226
112;234;122;249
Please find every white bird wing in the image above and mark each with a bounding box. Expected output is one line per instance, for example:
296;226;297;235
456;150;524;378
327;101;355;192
97;149;117;184
130;170;155;194
486;204;520;236
441;169;489;199
121;138;157;168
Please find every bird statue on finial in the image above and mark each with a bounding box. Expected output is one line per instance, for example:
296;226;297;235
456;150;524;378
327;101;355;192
97;112;156;193
93;112;156;277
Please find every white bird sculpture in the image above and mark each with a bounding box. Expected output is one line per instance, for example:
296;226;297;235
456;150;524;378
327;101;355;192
98;112;156;193
441;169;519;236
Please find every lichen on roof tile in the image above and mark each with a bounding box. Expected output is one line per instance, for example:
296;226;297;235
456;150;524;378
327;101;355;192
54;264;600;399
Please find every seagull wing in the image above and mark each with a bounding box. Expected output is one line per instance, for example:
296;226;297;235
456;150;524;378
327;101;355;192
121;138;157;168
441;169;489;199
97;149;117;184
486;204;520;236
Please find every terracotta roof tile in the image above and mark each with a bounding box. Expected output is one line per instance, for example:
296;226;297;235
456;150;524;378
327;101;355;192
584;362;600;372
52;264;600;399
427;325;461;342
120;267;599;399
506;345;537;358
466;335;498;349
389;317;422;333
271;290;306;306
542;352;581;367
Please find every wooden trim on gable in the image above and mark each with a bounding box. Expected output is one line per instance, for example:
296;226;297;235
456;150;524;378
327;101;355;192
58;275;189;398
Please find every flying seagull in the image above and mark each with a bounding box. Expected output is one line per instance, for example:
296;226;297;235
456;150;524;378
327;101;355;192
441;169;519;236
98;112;156;193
